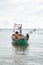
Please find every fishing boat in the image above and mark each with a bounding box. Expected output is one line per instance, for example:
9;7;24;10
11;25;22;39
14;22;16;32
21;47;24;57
11;24;29;45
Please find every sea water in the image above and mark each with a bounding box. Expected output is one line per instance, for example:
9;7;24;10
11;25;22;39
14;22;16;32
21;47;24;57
0;29;43;65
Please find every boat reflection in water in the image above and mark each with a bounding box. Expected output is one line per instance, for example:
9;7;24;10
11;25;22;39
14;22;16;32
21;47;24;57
12;41;29;52
12;42;29;65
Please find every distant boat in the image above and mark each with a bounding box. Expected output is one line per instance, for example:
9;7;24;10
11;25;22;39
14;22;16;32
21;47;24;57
11;24;29;46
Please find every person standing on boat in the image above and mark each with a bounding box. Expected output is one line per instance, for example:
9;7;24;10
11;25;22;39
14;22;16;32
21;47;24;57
20;26;22;34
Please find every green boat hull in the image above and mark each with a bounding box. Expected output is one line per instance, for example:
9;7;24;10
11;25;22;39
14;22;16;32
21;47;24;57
12;39;28;45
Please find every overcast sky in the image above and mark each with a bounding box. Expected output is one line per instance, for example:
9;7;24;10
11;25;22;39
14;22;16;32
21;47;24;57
0;0;43;29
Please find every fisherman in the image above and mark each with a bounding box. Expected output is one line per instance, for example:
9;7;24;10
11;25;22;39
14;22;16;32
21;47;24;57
26;33;29;40
15;31;19;39
20;26;22;34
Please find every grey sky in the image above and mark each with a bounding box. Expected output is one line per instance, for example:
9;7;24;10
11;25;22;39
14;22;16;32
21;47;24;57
0;0;43;28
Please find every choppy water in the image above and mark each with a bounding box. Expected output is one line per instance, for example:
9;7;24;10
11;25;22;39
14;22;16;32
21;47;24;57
0;29;43;65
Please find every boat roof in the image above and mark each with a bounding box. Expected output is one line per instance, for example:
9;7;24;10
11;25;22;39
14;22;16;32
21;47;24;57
14;24;22;27
13;24;22;33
